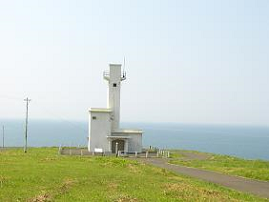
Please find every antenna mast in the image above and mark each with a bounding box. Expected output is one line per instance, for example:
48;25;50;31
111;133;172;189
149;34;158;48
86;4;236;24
123;57;126;79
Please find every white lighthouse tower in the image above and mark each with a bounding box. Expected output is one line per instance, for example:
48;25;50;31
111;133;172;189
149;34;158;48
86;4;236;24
104;64;126;131
88;64;143;154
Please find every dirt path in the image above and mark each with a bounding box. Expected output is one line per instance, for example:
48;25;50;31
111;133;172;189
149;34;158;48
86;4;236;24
140;158;269;199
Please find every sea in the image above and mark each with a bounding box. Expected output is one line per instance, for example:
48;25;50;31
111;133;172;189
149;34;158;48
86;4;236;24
0;119;269;160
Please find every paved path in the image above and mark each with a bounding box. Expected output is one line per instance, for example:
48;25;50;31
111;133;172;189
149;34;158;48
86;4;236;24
140;158;269;199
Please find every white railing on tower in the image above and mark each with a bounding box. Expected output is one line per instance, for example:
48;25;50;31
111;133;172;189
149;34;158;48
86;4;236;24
103;71;110;81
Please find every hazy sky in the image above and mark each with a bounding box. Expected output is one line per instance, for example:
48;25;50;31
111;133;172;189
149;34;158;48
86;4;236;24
0;0;268;126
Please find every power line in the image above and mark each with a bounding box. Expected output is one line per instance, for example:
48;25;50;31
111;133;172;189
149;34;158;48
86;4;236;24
0;95;22;100
36;105;88;134
0;94;88;139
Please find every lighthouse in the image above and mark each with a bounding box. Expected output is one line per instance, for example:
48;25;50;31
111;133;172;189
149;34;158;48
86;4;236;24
104;64;126;131
88;64;143;154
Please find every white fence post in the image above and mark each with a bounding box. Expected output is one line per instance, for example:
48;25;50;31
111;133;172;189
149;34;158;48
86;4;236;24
115;143;119;157
58;145;62;155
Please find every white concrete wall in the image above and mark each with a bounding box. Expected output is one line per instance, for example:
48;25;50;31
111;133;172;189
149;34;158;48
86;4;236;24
88;112;111;152
107;64;122;131
128;134;142;153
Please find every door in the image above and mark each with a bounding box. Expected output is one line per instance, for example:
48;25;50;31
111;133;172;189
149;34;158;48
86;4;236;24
112;139;125;153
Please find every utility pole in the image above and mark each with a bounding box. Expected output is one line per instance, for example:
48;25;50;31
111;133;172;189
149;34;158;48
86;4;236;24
2;126;4;148
24;97;31;153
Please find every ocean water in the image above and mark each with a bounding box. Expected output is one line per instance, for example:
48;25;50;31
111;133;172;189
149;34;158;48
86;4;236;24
0;119;269;160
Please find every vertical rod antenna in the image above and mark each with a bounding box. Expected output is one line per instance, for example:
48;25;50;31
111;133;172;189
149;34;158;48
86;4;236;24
123;57;126;78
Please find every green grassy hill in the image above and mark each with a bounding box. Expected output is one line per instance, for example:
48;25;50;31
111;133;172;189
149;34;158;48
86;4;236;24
169;150;269;182
0;148;267;201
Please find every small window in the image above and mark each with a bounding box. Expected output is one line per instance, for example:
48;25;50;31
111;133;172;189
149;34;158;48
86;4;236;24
92;116;97;120
113;83;117;87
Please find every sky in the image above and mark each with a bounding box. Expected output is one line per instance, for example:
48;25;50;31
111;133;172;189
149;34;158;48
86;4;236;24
0;0;268;126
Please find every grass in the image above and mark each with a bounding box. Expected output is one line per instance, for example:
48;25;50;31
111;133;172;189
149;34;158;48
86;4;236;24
0;148;267;201
169;150;269;182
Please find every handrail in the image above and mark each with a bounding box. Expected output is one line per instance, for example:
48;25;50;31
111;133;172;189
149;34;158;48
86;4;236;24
103;70;127;81
103;71;110;81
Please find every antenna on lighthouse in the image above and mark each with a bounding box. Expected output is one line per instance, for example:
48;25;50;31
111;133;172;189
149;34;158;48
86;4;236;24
122;57;126;79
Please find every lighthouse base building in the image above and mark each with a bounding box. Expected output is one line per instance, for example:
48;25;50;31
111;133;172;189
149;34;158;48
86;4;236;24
88;64;143;154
